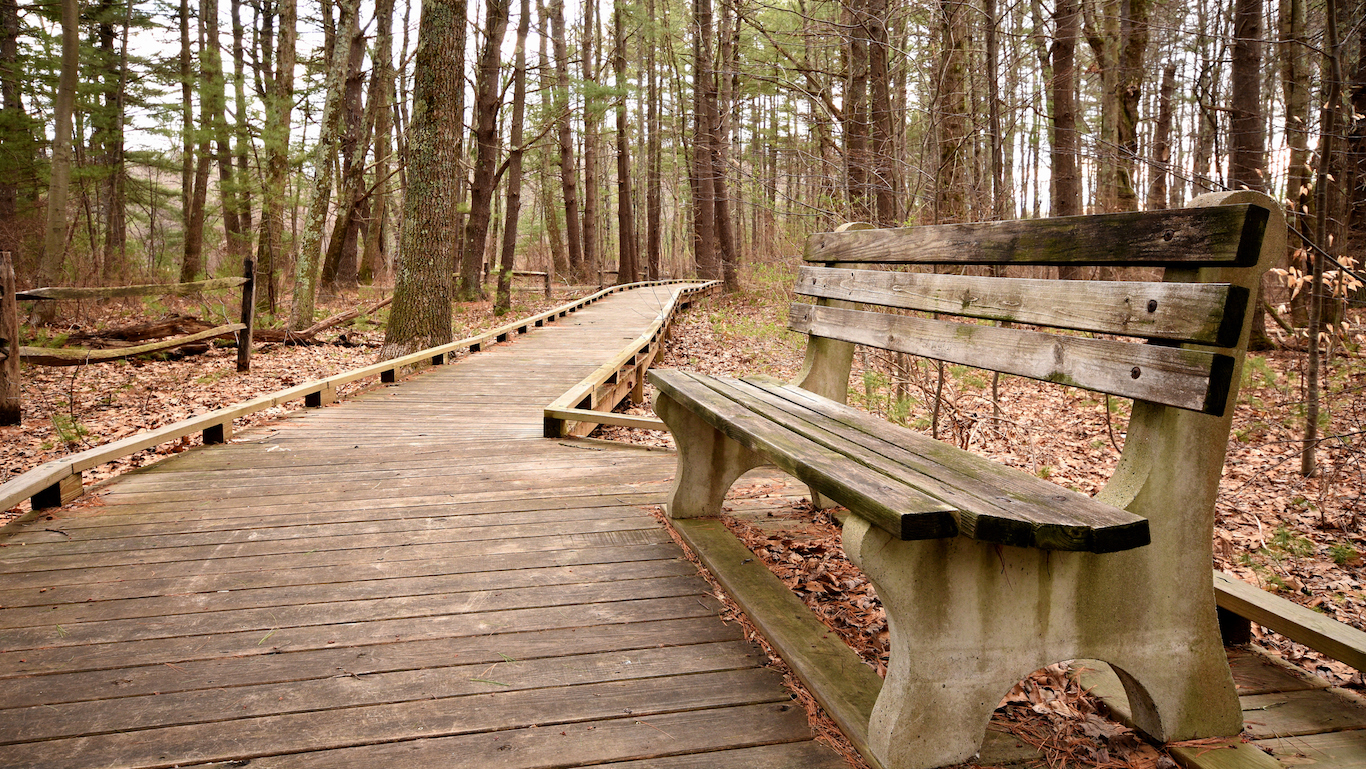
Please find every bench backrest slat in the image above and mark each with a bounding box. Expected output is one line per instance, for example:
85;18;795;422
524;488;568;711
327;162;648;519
789;303;1235;415
796;266;1248;346
804;204;1268;267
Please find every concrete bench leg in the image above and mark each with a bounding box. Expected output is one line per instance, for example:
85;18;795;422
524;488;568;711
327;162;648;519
843;515;1242;769
655;392;770;519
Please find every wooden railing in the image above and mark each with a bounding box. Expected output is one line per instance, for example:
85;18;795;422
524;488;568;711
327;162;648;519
2;256;259;426
543;281;719;438
1;279;709;520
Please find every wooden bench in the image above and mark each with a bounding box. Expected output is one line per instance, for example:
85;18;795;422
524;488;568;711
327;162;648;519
649;190;1286;769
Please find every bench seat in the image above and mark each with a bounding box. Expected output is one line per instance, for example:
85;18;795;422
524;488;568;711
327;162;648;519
651;369;1148;554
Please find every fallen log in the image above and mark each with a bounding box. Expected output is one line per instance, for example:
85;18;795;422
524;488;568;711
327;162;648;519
64;314;217;346
253;295;392;343
20;323;245;366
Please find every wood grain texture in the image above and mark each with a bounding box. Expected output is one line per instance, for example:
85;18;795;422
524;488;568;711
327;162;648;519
804;203;1267;267
790;302;1234;414
727;376;1148;552
0;285;829;768
1214;572;1366;672
796;265;1246;346
652;369;960;540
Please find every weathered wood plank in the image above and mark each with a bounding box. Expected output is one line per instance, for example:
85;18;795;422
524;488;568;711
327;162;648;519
1;641;767;743
1;615;741;711
0;529;674;591
592;741;849;768
0;559;698;630
1215;572;1366;672
244;701;813;769
19;322;245;365
652;370;960;540
15;276;248;300
1255;729;1366;769
673;517;885;769
1241;689;1366;739
790;302;1234;414
796;265;1246;346
0;575;710;652
721;376;1149;552
0;672;794;769
1;594;725;676
804;203;1268;267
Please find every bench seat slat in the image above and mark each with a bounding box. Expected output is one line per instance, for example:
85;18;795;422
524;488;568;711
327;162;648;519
789;303;1234;415
804;203;1267;267
796;266;1247;347
726;376;1149;553
653;370;959;540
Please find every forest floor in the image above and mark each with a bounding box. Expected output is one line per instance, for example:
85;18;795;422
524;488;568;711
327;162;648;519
5;269;1365;768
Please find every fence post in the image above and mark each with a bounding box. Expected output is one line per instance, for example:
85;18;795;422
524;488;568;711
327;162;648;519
237;257;255;373
0;251;18;425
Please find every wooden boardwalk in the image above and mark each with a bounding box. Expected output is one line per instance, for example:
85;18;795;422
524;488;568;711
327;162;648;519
0;284;847;768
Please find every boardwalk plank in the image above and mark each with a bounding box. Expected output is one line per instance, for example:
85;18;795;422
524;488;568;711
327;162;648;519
0;283;838;768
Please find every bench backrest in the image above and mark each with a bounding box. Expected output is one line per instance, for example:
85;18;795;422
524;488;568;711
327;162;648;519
793;194;1276;418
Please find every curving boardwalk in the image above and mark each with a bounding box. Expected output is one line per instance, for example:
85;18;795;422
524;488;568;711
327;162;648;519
0;284;847;768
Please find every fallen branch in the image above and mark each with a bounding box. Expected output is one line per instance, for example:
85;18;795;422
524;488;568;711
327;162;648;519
17;277;248;301
20;323;245;366
254;295;393;343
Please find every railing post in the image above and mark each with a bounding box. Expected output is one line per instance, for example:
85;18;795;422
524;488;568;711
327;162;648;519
1;251;19;425
237;257;256;373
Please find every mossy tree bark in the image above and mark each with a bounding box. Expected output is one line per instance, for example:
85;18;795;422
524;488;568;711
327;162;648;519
551;0;584;282
380;0;464;359
257;0;296;313
287;0;358;331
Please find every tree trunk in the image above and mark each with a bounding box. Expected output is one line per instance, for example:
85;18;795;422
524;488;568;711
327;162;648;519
582;0;601;287
869;0;895;225
645;0;661;278
551;0;584;282
691;0;718;278
381;0;464;358
287;0;360;331
37;0;78;323
985;0;1003;221
0;0;23;249
1052;0;1082;278
258;0;295;313
320;28;369;293
712;0;737;290
1146;63;1175;210
361;0;397;285
460;0;511;301
231;0;252;245
1303;0;1343;477
497;0;531;312
178;0;195;279
845;0;870;221
1229;0;1272;349
1114;0;1149;212
204;0;243;263
535;0;568;281
1281;0;1311;323
934;0;968;224
612;0;637;284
